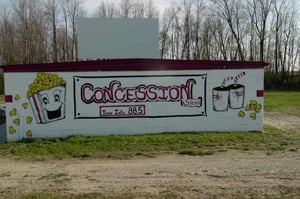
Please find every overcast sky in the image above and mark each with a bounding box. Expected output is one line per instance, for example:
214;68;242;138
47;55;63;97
83;0;171;16
0;0;172;16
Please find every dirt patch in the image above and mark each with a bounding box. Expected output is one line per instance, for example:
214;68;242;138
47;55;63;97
0;151;300;198
264;112;300;130
0;112;300;198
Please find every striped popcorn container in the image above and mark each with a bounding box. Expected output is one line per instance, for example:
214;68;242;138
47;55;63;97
27;73;66;124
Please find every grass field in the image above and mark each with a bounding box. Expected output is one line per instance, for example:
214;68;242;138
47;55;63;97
0;125;294;160
264;91;300;116
0;92;299;161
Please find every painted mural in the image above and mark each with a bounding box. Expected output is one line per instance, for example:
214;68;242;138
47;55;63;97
240;99;262;120
2;62;265;141
7;94;33;137
27;73;66;124
212;71;263;121
6;73;66;138
212;72;246;111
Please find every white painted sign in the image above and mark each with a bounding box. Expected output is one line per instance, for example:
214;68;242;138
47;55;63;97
74;74;206;118
1;59;267;142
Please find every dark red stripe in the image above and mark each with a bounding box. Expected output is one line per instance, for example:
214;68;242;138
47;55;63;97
1;59;269;73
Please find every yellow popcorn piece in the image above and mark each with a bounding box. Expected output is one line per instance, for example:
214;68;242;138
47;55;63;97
255;104;262;113
13;118;20;126
250;112;256;120
22;102;29;109
26;116;33;124
14;94;21;101
9;108;17;116
250;100;257;105
26;130;33;137
251;104;257;111
238;110;245;118
9;126;16;134
245;104;251;111
27;72;66;98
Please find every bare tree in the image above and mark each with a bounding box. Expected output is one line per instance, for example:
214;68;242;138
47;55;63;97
160;6;180;58
0;7;17;64
272;0;285;75
180;0;194;60
209;16;230;60
272;0;299;83
171;14;181;59
94;0;158;19
64;0;83;61
60;1;70;61
246;0;272;62
145;0;158;18
94;0;116;18
118;0;132;18
45;0;60;62
12;0;46;64
211;0;246;61
191;0;205;60
132;0;145;18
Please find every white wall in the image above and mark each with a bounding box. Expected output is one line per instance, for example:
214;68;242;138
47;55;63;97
4;68;264;141
78;18;159;59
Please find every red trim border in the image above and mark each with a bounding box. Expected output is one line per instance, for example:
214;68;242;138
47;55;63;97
1;59;269;73
257;90;264;97
5;95;13;103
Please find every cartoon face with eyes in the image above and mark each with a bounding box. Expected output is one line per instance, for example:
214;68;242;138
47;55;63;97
28;85;66;124
27;73;67;124
39;86;65;121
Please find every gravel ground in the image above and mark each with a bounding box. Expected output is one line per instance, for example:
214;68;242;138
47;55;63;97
264;112;300;130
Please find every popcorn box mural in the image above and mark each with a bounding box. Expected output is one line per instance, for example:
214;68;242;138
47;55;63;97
1;59;268;142
27;73;66;124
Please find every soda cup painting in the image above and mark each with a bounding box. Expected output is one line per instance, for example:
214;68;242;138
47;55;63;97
27;73;66;124
213;72;246;111
229;84;245;109
212;86;230;111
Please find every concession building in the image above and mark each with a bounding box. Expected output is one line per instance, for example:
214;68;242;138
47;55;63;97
1;59;267;141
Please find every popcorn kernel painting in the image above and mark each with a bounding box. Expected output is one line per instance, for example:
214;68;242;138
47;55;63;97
9;126;16;134
15;94;21;101
26;116;33;125
13;119;20;126
243;99;262;120
27;73;66;124
26;130;33;137
238;110;245;118
22;102;29;109
9;108;17;116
